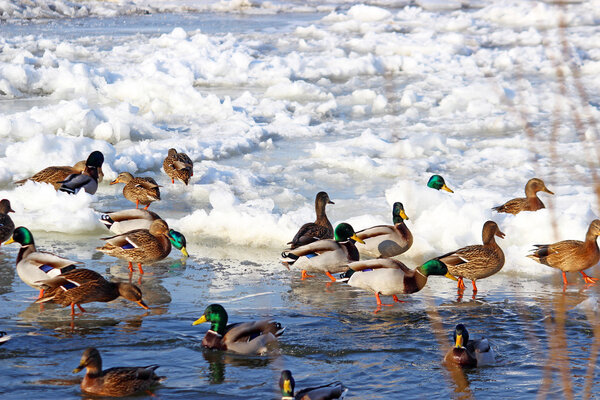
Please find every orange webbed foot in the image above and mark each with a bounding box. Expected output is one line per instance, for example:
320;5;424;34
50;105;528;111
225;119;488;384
301;270;315;280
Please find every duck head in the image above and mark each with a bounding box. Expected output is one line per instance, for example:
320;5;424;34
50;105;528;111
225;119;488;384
168;229;189;257
4;226;34;246
279;370;296;398
192;304;228;335
334;223;364;244
117;283;149;310
427;175;453;193
418;259;457;281
392;202;409;224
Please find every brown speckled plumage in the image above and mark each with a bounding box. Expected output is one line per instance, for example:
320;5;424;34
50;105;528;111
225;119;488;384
493;178;553;215
163;148;193;185
14;160;104;189
111;172;160;209
0;199;15;243
437;221;505;292
288;191;334;249
74;348;162;397
36;268;148;314
528;219;600;284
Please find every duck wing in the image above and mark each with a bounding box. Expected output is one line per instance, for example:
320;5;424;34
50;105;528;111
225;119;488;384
345;258;408;272
295;382;347;400
289;223;332;249
58;173;96;194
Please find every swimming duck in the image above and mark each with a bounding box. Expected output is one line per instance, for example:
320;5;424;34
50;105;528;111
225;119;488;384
14;159;104;189
281;223;364;282
527;219;600;285
58;151;105;195
444;324;495;367
110;172;161;209
163;148;193;185
0;199;15;244
192;304;285;355
280;370;347;400
96;219;188;274
100;209;161;235
4;226;81;298
36;268;149;315
355;202;413;258
493;178;553;215
288;191;335;249
427;175;454;193
436;221;505;293
0;331;10;345
339;259;456;307
73;347;162;397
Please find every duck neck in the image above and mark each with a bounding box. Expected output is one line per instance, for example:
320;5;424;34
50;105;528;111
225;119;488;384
585;228;600;248
413;267;428;291
85;358;102;378
210;315;228;336
17;244;36;265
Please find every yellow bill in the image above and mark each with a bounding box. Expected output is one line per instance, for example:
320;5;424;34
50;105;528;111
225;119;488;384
192;315;207;326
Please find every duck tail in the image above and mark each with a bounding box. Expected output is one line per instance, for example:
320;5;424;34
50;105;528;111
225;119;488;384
280;251;298;265
99;214;114;229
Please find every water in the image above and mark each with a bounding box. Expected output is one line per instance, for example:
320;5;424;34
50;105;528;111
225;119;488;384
1;2;600;399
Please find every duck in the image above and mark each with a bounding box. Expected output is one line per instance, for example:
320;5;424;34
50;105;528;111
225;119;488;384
96;219;188;274
0;331;11;345
427;175;454;193
163;148;193;185
192;304;285;355
99;208;161;235
288;191;335;249
444;324;495;367
355;202;413;258
110;172;161;209
4;226;81;299
281;223;365;282
436;221;505;293
279;370;347;400
58;151;105;195
338;259;456;307
0;199;15;244
527;219;600;285
14;159;104;189
73;347;162;397
36;268;149;315
493;178;553;215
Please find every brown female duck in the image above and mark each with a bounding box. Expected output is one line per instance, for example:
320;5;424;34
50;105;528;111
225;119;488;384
163;148;193;185
73;347;162;397
110;172;160;209
36;268;148;315
528;219;600;285
0;199;15;244
96;219;188;274
493;178;553;215
436;221;505;293
288;191;334;249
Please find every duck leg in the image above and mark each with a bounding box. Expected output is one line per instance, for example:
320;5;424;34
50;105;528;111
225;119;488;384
392;295;405;303
135;199;140;209
37;289;44;300
138;263;144;274
471;280;478;293
171;178;175;184
562;272;569;285
301;270;315;280
143;204;150;210
581;271;598;284
375;293;393;307
77;304;87;313
325;271;337;282
457;277;466;291
128;262;134;273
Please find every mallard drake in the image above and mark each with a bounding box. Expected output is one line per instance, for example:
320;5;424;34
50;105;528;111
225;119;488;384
288;191;334;249
4;226;81;298
339;259;456;307
527;219;600;285
281;223;364;282
96;219;188;274
192;304;285;355
436;221;505;293
163;148;193;185
355;202;413;258
493;178;553;215
73;347;162;397
279;370;347;400
427;175;454;192
100;209;161;235
36;268;149;315
0;331;11;345
110;172;161;209
14;158;104;189
0;199;15;244
444;324;495;367
58;151;104;195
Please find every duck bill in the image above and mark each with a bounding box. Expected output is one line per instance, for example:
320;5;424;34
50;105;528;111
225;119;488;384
4;238;15;245
442;184;454;193
137;300;149;310
543;187;554;195
445;272;458;281
350;234;365;244
8;208;14;213
455;334;463;348
496;230;506;239
328;200;335;205
109;179;119;185
192;315;207;326
399;209;409;220
283;379;292;394
73;364;84;373
180;246;189;257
